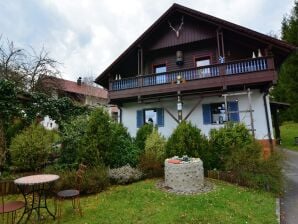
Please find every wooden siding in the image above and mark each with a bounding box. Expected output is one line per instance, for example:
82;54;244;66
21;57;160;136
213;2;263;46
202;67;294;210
145;40;218;74
146;15;216;51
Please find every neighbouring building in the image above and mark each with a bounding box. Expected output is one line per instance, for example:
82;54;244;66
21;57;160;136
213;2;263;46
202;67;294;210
95;4;296;154
41;77;118;129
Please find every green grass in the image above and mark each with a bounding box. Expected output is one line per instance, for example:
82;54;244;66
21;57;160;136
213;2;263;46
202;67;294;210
280;122;298;151
8;179;277;224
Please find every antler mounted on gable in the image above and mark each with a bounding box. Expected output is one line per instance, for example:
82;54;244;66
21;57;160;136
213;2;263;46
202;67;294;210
168;16;184;38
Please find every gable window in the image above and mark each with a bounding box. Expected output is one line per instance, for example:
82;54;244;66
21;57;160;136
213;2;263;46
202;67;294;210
202;101;239;125
196;57;211;78
136;108;164;128
154;64;167;84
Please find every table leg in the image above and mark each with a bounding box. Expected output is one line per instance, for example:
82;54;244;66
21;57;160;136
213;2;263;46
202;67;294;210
16;183;57;223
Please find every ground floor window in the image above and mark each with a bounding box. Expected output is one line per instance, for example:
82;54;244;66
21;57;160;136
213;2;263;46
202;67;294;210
203;101;239;124
137;108;164;128
210;103;227;124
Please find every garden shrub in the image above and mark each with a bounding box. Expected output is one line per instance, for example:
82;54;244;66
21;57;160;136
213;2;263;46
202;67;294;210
108;164;143;184
60;107;140;168
165;121;209;166
139;130;166;177
208;122;254;170
49;164;109;194
79;107;113;166
135;123;153;151
59;115;89;169
225;141;284;194
9;124;56;171
107;122;140;168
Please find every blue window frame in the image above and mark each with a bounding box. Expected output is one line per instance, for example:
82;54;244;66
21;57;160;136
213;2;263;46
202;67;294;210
136;108;164;128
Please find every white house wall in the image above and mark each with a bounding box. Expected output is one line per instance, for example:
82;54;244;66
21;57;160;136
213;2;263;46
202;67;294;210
40;115;59;130
121;90;273;140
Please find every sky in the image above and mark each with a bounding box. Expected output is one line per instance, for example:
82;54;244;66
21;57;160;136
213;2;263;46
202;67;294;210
0;0;294;82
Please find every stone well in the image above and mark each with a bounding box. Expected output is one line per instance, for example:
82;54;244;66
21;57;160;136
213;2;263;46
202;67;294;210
164;157;204;193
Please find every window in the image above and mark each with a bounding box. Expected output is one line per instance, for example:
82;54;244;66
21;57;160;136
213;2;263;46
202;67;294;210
210;103;227;124
202;101;239;125
154;65;167;73
144;109;157;124
154;64;167;84
111;112;118;122
136;108;164;128
196;58;210;67
196;57;211;78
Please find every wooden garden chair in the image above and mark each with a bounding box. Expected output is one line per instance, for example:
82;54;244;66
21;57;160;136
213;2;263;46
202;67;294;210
56;164;87;220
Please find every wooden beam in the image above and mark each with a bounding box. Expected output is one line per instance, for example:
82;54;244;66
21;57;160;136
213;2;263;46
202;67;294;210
159;103;179;123
183;97;203;121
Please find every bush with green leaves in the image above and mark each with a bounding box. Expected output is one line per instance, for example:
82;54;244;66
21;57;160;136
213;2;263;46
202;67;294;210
107;122;140;168
225;141;283;194
59;115;89;169
9;124;56;171
60;107;140;168
139;130;166;177
165;120;209;161
208;122;254;170
135;123;153;151
46;164;109;194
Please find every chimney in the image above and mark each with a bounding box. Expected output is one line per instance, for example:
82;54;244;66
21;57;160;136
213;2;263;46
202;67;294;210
77;77;82;86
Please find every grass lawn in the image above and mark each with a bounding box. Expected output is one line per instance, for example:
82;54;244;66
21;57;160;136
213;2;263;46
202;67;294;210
26;179;277;224
280;122;298;151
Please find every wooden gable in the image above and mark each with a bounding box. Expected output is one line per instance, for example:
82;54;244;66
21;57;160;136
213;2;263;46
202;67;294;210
145;14;216;51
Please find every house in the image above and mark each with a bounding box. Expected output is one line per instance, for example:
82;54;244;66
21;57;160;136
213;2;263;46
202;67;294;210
41;77;118;129
95;4;295;152
49;77;108;106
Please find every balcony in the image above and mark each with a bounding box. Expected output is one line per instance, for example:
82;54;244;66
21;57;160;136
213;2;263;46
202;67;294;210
109;57;276;102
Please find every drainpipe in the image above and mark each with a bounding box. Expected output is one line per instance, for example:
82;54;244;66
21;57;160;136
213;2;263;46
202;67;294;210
263;91;273;149
119;107;122;124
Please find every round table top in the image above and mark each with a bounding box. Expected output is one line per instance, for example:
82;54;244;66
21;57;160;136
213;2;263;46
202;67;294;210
14;174;60;185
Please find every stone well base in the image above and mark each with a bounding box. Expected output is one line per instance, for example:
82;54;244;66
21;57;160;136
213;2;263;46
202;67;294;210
164;158;204;193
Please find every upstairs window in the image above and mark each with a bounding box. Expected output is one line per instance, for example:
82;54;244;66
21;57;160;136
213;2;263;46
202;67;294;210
196;58;210;67
196;57;211;78
136;108;164;128
154;64;167;73
154;64;167;84
202;101;239;125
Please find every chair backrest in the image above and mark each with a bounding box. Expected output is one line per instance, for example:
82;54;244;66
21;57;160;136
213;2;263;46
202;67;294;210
0;180;19;213
75;164;87;191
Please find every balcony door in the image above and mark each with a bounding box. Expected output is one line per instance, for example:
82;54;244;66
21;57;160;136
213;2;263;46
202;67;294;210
154;64;167;84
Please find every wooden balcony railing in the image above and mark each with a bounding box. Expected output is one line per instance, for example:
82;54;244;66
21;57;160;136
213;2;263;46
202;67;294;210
110;57;273;91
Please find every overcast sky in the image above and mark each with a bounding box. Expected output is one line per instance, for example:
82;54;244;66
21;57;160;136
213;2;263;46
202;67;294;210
0;0;294;82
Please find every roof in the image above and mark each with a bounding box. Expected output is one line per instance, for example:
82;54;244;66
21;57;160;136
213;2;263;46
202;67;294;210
53;77;107;99
95;3;296;85
270;101;290;109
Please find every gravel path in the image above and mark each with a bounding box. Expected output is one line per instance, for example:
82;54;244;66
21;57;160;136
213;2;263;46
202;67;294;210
280;148;298;224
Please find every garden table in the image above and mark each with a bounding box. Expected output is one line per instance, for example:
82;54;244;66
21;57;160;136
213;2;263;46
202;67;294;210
14;174;59;223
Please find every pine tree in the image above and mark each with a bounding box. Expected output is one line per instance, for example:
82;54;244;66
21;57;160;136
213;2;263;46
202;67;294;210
272;1;298;122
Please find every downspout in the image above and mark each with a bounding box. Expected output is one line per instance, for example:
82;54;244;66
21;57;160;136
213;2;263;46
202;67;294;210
119;107;122;124
263;91;273;149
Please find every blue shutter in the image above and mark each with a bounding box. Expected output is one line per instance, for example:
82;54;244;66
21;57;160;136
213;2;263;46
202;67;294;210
202;104;211;124
228;101;240;122
156;108;164;127
136;110;144;128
